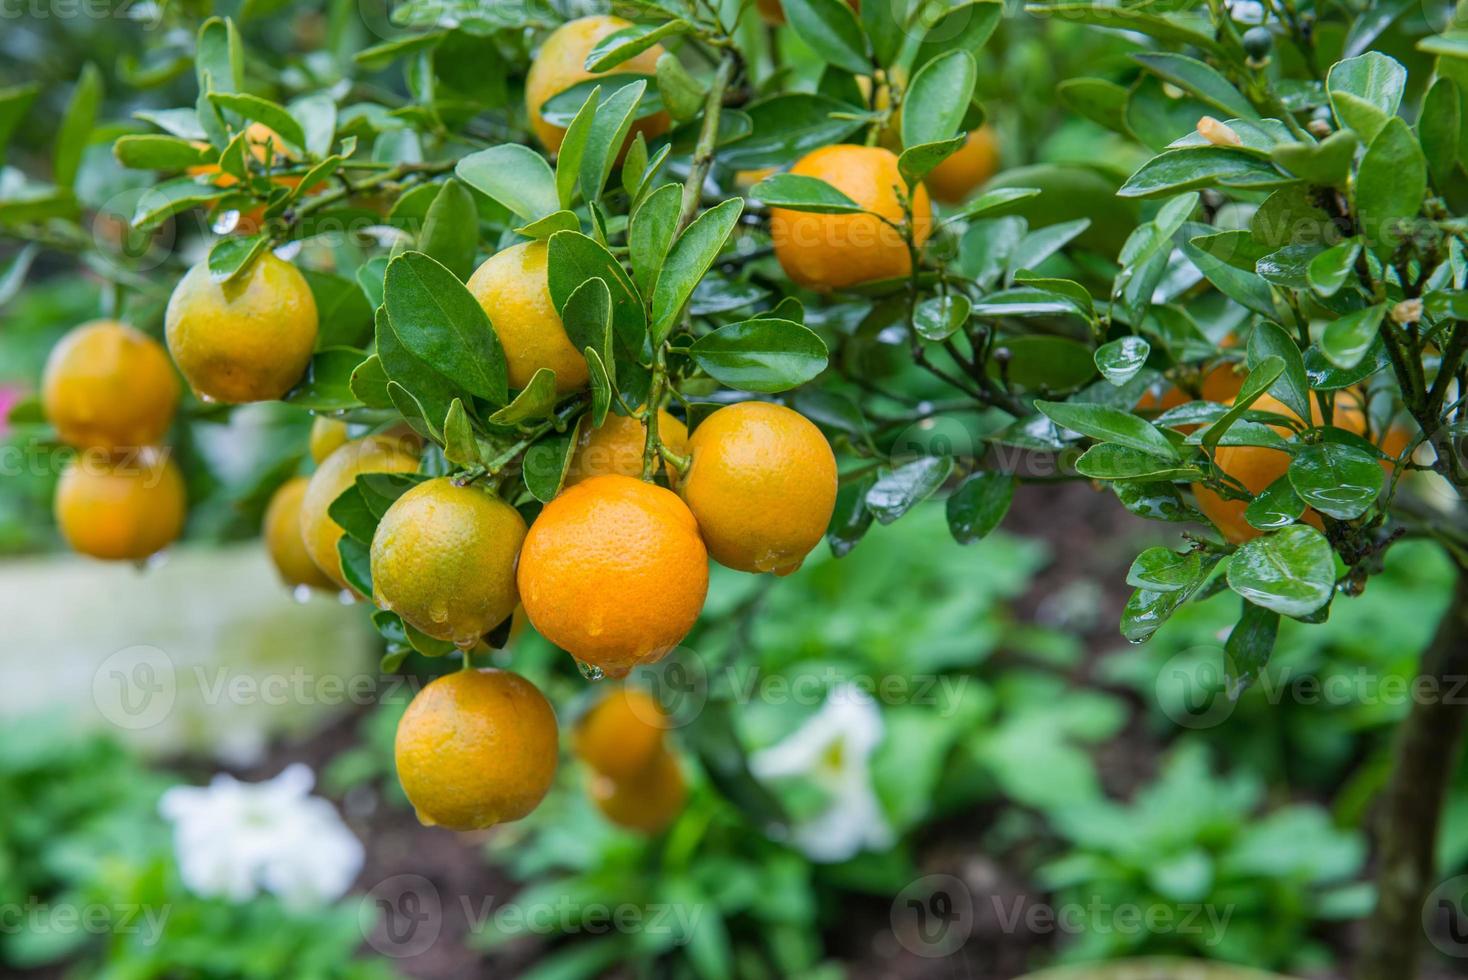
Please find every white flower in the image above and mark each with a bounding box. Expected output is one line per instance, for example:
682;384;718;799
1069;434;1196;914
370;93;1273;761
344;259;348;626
749;684;894;863
159;763;364;909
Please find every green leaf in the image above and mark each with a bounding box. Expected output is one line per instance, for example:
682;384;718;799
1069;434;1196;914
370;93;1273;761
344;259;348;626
207;234;270;284
338;536;373;596
376;309;460;428
561;276;614;378
1127;547;1204;592
514;210;581;239
383;251;508;405
54;64;102;189
1132;52;1256;120
1288;442;1384;519
898;136;967;184
902;50;977;151
1320;304;1386;369
350;354;392;409
523;426;579;503
442;398;482;467
1419;76;1461;189
1270;130;1359;186
1095;337;1151;386
419;179;478;281
1327;52;1406;142
1245;321;1311;424
718;94;866;170
1202;355;1285;452
1225;600;1279;689
1034;401;1179;459
1057;78;1129;133
1181;230;1278;318
488;368;559;426
913;294;971;341
556;86;600;210
1121;587;1190;642
1119;147;1292;198
690;319;829;393
455;144;559;223
783;0;871;75
290;93;337;159
585;347;613;427
113;134;212;171
915;1;1003;70
829;472;877;557
207;92;307;152
586;21;691;71
750;173;863;213
130;177;227;229
945;186;1042;224
946;471;1013;543
1075;444;1204;481
1307;238;1361;296
629;183;682;298
546;230;647;356
650;198;744;342
1357;117;1426;260
1113;480;1206;523
1024;2;1219;51
196;17;244;95
1245;474;1307;532
284;347;364;411
1226;524;1336;618
867;456;954;524
581;81;647;202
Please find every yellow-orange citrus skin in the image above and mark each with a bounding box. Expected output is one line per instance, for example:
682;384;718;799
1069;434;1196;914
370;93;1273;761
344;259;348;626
370;478;528;646
467;241;588;394
587;748;686;833
565;409;689;486
573;686;670;782
299;435;421;593
770;145;932;292
309;417;350;464
517;475;708;678
165;252;318;404
394;668;559;830
524;16;669;157
264;476;336;590
925;126;1001;204
187;123;307;235
42;320;179;452
680;402;837;575
1192;392;1395;543
1135;361;1246;413
55;449;186;561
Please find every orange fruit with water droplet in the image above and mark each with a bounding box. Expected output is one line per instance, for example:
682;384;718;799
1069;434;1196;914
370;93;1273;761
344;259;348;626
42;320;179;452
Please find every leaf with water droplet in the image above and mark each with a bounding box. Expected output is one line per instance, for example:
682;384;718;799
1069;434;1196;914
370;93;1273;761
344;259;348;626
1226;524;1335;619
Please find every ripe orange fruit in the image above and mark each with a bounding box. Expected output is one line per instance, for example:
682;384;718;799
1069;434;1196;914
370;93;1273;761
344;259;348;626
42;320;179;451
524;15;670;158
573;685;670;782
925;126;1001;204
466;240;588;394
517;475;708;677
395;668;559;830
263;476;336;590
587;748;686;833
770;144;932;291
165;251;318;404
1192;392;1390;543
370;478;527;646
680;402;837;575
54;449;186;561
188;123;304;235
299;435;420;593
564;408;688;486
308;416;350;464
1135;360;1246;412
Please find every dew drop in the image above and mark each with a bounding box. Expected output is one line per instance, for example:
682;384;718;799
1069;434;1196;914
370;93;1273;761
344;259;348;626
291;584;314;605
143;550;170;572
212;210;241;235
336;589;356;605
576;659;605;681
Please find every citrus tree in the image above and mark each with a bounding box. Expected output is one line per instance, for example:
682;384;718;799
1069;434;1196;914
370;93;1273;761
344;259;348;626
5;0;1468;974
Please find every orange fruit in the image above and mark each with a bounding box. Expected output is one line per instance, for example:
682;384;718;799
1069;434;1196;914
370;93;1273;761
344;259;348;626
394;668;559;830
680;402;837;575
370;478;527;646
188;123;305;235
263;476;336;590
925;126;1001;204
564;408;688;486
1192;392;1392;543
466;240;588;394
54;449;186;561
165;251;318;403
573;686;670;781
1135;360;1246;412
299;435;421;593
770;144;932;291
524;15;670;158
517;474;708;677
587;748;686;833
308;416;350;464
42;320;179;451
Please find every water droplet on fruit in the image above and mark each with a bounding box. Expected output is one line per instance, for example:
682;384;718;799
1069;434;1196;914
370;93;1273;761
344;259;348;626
429;601;449;624
336;589;356;605
291;584;313;604
576;659;604;681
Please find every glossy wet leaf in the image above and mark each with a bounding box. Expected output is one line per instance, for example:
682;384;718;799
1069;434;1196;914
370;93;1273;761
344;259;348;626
689;318;829;393
866;456;954;524
1118;147;1291;198
946;471;1013;544
914;294;971;341
1132;52;1256;120
782;0;870;75
1112;481;1206;523
1121;587;1189;643
1244;474;1307;531
828;472;877;557
1225;600;1280;690
1320;304;1385;369
1126;547;1203;592
1095;337;1150;386
1245;322;1311;424
1226;524;1336;619
1307;238;1361;297
1201;356;1284;453
1288;442;1384;519
1074;444;1204;481
1034;401;1178;459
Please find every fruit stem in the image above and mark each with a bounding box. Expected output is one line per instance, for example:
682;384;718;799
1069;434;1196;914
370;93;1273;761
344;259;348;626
642;347;670;482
